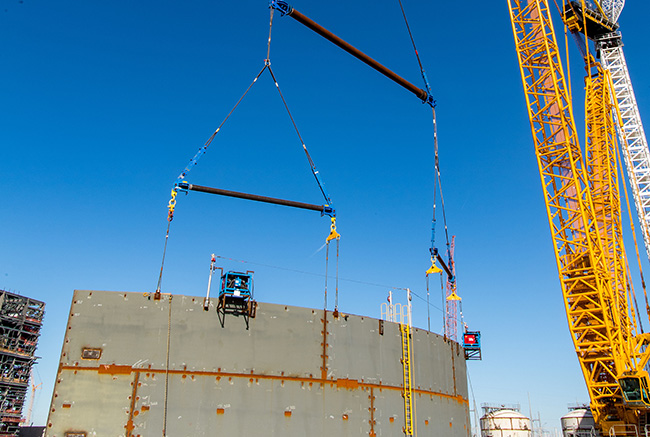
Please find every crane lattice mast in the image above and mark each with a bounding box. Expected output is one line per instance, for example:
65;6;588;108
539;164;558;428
508;0;650;433
598;32;650;262
444;237;460;343
508;0;629;429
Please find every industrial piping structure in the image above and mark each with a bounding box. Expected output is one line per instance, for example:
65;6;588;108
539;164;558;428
0;290;44;437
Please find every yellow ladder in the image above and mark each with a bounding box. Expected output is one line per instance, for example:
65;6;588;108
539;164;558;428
400;323;416;436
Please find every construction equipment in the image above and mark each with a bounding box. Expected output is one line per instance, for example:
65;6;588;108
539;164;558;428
565;2;650;265
400;322;416;436
216;270;257;329
463;331;482;361
507;0;650;434
381;289;417;436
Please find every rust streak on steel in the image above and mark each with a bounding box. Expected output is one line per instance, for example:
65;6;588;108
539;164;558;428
320;310;329;382
280;5;430;104
59;365;468;406
125;371;140;437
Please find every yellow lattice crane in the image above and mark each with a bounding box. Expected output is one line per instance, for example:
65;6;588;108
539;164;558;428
508;0;650;434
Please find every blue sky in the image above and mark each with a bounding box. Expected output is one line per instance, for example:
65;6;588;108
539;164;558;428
2;0;650;432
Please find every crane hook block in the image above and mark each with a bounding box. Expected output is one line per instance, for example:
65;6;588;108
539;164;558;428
326;217;340;242
269;0;293;16
426;257;443;275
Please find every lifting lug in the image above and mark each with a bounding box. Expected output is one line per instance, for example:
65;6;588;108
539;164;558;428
322;206;335;217
269;0;293;16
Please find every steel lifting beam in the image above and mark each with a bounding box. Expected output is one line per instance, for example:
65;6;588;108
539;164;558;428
269;0;435;107
435;252;453;280
177;182;334;216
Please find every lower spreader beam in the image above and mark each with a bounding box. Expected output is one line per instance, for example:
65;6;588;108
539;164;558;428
177;182;334;216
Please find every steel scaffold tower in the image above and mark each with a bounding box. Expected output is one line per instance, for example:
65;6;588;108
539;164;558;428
0;290;44;437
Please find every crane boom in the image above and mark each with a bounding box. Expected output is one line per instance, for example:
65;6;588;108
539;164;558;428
508;0;632;428
508;0;650;433
598;34;650;262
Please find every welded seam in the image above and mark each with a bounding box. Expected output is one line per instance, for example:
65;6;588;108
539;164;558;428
321;309;328;381
59;365;468;405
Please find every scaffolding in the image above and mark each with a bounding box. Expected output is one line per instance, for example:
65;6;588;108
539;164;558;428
0;290;44;437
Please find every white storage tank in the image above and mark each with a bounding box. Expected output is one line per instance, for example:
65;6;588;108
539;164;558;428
480;404;531;437
561;407;599;437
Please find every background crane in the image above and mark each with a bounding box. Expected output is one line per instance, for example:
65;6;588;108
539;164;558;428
567;0;650;265
508;0;650;434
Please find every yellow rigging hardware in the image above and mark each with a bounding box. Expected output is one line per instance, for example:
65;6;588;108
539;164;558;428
400;322;416;436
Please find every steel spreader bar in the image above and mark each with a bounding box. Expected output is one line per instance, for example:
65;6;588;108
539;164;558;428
435;252;453;280
269;0;434;107
177;182;334;216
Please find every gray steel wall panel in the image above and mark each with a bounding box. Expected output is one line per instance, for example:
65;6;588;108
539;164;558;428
47;290;469;436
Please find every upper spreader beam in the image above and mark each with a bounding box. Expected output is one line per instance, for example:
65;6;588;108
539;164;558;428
177;182;334;216
270;0;434;107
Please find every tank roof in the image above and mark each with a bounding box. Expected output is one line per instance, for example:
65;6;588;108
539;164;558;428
483;409;529;420
561;408;593;419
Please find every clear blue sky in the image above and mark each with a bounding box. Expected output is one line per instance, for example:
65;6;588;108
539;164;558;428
2;0;650;432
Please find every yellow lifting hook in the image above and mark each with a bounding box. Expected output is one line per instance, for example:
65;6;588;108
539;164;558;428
326;216;340;242
426;257;442;275
167;188;178;222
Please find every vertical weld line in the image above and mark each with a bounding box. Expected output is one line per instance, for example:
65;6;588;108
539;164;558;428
321;309;328;381
451;343;457;396
126;371;140;437
369;387;376;436
162;295;172;436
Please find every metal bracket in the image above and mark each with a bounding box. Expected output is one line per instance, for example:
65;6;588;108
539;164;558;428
269;0;293;16
424;93;436;108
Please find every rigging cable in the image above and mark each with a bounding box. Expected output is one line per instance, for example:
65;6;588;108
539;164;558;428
155;7;338;297
154;66;267;295
265;61;341;312
397;0;452;270
262;8;340;310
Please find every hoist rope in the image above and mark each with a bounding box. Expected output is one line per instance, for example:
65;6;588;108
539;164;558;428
335;238;340;311
155;220;172;295
440;270;445;331
267;7;274;62
156;7;338;294
396;0;432;96
175;65;268;185
396;0;450;265
430;111;438;257
265;59;340;311
267;66;333;206
324;243;329;311
433;107;451;252
426;275;431;331
155;189;178;294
